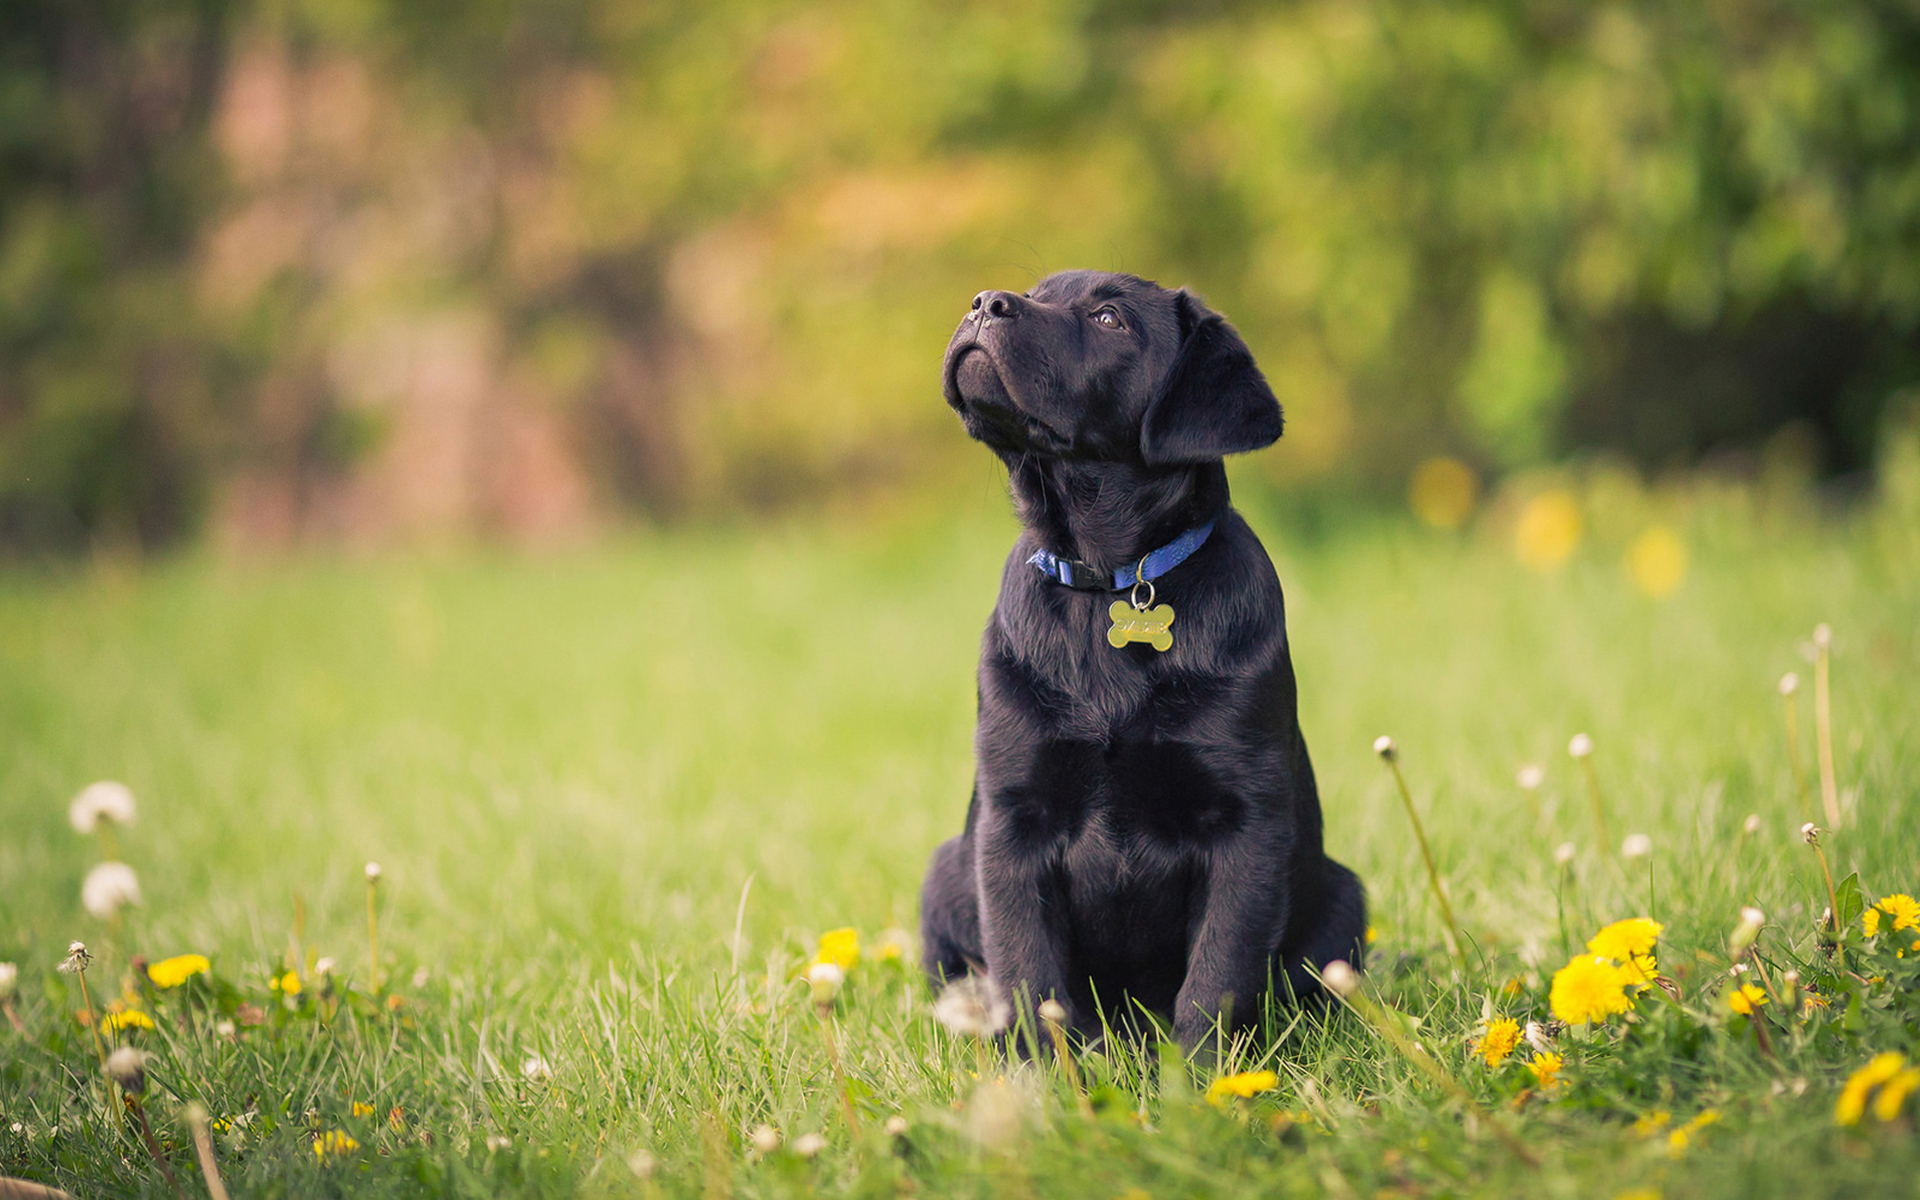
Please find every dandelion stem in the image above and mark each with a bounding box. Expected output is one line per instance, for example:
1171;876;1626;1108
74;965;106;1068
127;1097;179;1188
1805;835;1846;974
366;875;381;996
816;1008;862;1139
1382;757;1466;970
1814;635;1840;827
1782;693;1809;819
1328;978;1536;1166
187;1103;232;1200
1041;1009;1094;1121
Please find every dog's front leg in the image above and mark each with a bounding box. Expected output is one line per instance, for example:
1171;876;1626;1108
973;801;1074;1036
1172;819;1293;1051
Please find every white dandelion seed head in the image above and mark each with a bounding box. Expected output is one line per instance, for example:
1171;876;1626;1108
0;962;17;1001
1372;735;1397;761
1516;765;1545;791
1743;813;1762;836
625;1150;657;1179
793;1132;826;1158
364;861;383;883
1813;623;1832;650
1320;959;1359;997
884;1116;909;1137
520;1055;552;1082
1567;733;1594;759
806;961;844;1005
104;1046;148;1094
1553;842;1577;867
412;965;430;988
1739;906;1766;929
69;781;136;834
1522;1020;1560;1055
58;942;91;973
1621;833;1653;859
1037;998;1068;1026
750;1124;780;1155
1801;822;1820;845
966;1079;1031;1150
485;1135;511;1153
1783;969;1800;988
215;1019;237;1040
1778;672;1799;696
932;974;1010;1039
313;957;335;979
81;863;141;918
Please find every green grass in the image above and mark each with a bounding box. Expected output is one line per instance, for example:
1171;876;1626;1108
2;476;1918;1199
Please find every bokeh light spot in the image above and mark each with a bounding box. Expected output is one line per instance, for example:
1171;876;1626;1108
1409;457;1479;530
1626;525;1687;597
1514;489;1582;570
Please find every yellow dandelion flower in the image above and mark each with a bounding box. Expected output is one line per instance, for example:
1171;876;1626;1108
1614;953;1659;988
814;928;859;971
1864;908;1880;937
1515;489;1582;570
1550;955;1634;1025
148;954;211;989
1365;925;1378;945
313;1130;359;1162
102;1010;155;1033
1728;983;1767;1016
350;1102;375;1118
1875;894;1920;932
1526;1051;1563;1091
1836;1052;1911;1126
1587;918;1662;962
1631;1110;1671;1137
1205;1070;1280;1106
1478;1018;1521;1066
1872;1066;1920;1122
270;971;302;996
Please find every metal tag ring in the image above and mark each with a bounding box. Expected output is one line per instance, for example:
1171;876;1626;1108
1130;575;1155;611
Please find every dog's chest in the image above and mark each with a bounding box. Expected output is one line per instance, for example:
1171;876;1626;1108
986;734;1248;854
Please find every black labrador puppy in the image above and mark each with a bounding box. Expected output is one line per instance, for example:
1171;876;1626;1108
918;270;1366;1048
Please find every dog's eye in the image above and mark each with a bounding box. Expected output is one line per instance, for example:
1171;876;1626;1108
1091;306;1122;329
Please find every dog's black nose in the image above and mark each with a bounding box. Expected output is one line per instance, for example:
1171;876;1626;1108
971;290;1021;321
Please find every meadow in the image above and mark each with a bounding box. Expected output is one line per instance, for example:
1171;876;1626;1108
2;465;1918;1199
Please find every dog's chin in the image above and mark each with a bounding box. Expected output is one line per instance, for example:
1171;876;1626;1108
948;345;1011;408
946;345;1076;456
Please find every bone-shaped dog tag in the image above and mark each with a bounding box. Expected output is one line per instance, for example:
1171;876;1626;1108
1108;600;1175;651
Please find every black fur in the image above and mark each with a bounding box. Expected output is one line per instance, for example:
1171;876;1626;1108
920;271;1366;1048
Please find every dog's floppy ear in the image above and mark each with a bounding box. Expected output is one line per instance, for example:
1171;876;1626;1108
1139;290;1283;464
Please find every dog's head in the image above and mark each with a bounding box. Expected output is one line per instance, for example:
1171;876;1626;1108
942;270;1282;464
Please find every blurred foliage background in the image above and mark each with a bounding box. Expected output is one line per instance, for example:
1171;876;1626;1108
4;0;1919;553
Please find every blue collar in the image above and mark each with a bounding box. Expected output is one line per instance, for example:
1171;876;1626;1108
1027;518;1217;591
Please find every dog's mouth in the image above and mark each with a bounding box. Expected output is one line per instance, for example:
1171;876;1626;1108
945;342;1070;453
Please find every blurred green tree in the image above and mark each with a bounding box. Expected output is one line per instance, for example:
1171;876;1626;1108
4;0;1918;552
